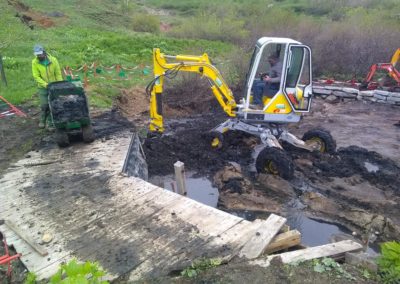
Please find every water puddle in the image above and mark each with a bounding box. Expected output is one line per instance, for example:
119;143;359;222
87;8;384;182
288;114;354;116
364;161;379;173
149;172;219;207
228;208;378;255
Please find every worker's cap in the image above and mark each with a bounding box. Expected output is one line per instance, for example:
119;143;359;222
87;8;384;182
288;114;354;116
33;44;45;56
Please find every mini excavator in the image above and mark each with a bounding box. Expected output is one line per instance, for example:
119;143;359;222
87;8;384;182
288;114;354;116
361;48;400;91
146;37;336;180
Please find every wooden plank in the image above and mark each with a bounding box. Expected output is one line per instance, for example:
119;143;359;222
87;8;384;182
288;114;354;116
239;214;286;260
174;161;187;195
5;220;48;256
250;240;363;268
264;230;301;255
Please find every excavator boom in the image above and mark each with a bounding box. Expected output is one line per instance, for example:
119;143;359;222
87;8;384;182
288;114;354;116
148;48;237;133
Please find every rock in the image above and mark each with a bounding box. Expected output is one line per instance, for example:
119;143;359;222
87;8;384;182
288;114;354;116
257;174;296;198
41;232;53;244
359;90;374;97
345;252;378;272
214;165;243;187
325;95;339;104
373;94;387;100
333;90;357;98
313;88;332;95
294;158;313;168
373;89;390;96
342;87;359;94
387;96;400;102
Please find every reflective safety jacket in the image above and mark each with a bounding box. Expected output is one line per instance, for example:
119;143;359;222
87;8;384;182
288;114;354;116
32;54;63;88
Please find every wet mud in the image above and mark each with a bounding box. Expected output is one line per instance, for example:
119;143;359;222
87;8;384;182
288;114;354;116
50;95;89;123
142;97;400;243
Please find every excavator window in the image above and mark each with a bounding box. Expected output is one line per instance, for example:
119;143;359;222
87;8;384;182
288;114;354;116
283;45;312;112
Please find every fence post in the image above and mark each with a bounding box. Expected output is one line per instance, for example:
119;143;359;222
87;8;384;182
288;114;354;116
0;54;8;87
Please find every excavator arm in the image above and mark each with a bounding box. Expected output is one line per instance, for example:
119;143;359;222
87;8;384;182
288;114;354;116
148;48;237;133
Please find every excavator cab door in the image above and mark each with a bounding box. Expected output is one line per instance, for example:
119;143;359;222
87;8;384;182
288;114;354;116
283;45;313;112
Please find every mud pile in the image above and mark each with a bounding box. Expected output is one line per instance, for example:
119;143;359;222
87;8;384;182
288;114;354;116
50;95;88;123
143;115;255;176
294;145;400;192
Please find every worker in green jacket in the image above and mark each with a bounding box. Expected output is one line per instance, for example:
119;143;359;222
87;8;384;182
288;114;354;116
32;44;63;128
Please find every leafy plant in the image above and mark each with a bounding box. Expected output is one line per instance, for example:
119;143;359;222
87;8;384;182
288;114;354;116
24;272;37;284
181;258;222;278
377;241;400;284
49;259;108;284
312;257;355;280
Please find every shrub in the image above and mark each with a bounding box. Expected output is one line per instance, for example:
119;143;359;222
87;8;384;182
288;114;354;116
377;241;400;284
132;14;160;33
168;8;248;44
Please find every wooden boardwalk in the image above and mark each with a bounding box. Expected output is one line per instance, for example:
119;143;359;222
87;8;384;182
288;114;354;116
0;131;363;281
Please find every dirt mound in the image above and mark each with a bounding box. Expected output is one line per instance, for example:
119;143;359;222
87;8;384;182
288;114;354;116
116;87;149;118
143;115;254;176
308;145;400;192
8;0;57;29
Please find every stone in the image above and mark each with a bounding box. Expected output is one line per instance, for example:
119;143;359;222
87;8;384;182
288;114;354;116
387;96;400;102
324;86;343;91
373;94;387;100
359;91;374;97
294;158;313;168
389;92;400;98
345;252;378;272
257;174;296;198
312;88;332;95
41;232;53;244
373;89;390;96
325;95;339;104
342;87;359;94
333;90;356;98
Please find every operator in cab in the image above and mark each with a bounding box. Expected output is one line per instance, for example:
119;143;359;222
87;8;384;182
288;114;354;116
252;54;283;109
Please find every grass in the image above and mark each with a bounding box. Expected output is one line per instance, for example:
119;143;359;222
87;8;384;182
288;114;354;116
1;0;399;107
0;0;233;107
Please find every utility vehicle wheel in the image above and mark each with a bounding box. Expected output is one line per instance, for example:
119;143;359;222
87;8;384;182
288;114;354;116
208;131;224;149
55;129;70;147
256;147;294;180
302;128;336;154
82;124;95;143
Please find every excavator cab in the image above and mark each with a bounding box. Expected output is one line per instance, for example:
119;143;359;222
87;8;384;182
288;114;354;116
243;38;313;121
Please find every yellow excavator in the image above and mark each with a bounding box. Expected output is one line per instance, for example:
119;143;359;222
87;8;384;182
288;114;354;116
147;37;336;179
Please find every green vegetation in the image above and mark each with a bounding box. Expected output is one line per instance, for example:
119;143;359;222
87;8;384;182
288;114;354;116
181;258;222;278
1;0;399;107
312;257;356;280
377;241;400;284
24;259;109;284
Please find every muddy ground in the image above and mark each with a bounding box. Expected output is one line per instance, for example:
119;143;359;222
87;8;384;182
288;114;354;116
0;86;398;282
142;91;400;245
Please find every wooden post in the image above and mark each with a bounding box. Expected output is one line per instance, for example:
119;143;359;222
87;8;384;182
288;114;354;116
0;54;8;87
174;161;187;196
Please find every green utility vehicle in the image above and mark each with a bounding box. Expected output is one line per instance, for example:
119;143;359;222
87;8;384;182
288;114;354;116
47;80;95;147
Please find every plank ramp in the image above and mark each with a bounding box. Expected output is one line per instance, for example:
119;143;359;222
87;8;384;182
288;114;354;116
0;131;271;280
0;131;364;280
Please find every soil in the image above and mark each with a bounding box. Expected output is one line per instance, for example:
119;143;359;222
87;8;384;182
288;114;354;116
136;258;379;284
1;84;399;282
141;96;400;243
7;0;65;29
